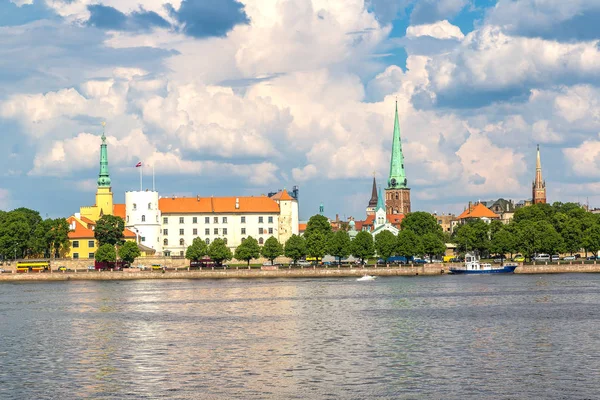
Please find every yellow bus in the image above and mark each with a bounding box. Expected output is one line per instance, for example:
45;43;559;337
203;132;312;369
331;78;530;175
16;260;50;273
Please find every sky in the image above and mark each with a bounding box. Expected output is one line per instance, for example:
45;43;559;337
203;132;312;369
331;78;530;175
2;0;600;221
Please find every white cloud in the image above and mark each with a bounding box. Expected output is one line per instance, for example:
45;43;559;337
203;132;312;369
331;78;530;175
0;189;9;210
44;0;182;24
564;140;600;179
406;20;464;40
10;0;33;5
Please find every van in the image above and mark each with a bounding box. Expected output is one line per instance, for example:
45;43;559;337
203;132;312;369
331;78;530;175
534;254;550;261
443;255;455;262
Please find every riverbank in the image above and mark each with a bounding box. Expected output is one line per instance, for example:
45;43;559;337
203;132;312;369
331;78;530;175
2;263;600;281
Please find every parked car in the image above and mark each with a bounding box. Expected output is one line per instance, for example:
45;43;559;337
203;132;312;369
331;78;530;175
87;265;95;270
449;257;462;262
376;258;386;265
493;258;503;263
551;255;560;261
534;254;550;262
57;266;67;271
296;260;312;267
0;268;5;273
586;255;597;260
513;255;525;262
562;255;576;261
412;258;427;264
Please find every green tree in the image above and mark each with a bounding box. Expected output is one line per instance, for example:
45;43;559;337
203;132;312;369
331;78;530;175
513;203;554;224
396;229;422;259
0;210;31;260
422;232;446;260
400;212;443;237
207;238;232;266
561;218;583;255
94;215;125;246
261;237;284;265
118;241;141;264
304;214;332;239
582;225;600;257
234;236;261;267
95;243;116;263
328;230;351;264
284;234;306;265
453;220;490;255
489;228;516;264
185;237;208;261
306;231;328;263
351;231;375;264
374;230;397;263
516;220;563;260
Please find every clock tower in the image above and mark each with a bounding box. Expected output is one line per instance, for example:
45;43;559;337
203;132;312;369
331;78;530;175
385;101;411;215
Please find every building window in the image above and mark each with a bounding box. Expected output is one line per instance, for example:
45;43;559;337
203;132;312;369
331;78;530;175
88;253;94;259
205;228;210;235
268;228;273;235
193;228;197;235
241;216;246;223
214;217;218;223
141;237;146;242
148;203;152;210
88;240;94;248
214;228;218;235
205;217;210;223
259;238;264;245
205;238;210;244
179;229;184;235
179;239;184;246
259;228;264;234
223;228;228;235
180;251;184;256
164;239;168;245
163;217;168;224
268;216;273;224
259;216;264;223
241;228;246;235
179;217;184;224
142;215;146;222
73;253;79;259
223;217;227;224
156;216;159;222
133;203;137;210
164;229;168;235
127;216;129;223
72;241;79;248
224;238;228;245
193;217;197;224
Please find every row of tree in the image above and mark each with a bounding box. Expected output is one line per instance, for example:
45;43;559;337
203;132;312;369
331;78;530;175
0;208;70;260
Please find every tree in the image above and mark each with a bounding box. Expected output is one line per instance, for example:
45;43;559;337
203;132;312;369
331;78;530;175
306;231;328;263
328;230;351;264
234;236;261;267
489;228;516;264
186;237;208;261
95;215;125;246
304;214;333;239
422;232;446;260
583;225;600;257
351;231;375;264
396;229;422;259
95;243;116;263
516;220;563;260
561;218;583;255
452;220;490;255
374;230;397;263
400;212;443;237
207;238;232;266
513;203;554;224
284;235;306;265
118;241;141;264
261;237;284;265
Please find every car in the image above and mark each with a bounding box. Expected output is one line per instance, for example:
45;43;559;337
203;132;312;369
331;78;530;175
296;260;312;267
412;258;427;264
513;255;525;262
87;265;95;270
586;255;597;260
493;258;503;263
551;255;560;261
534;254;550;262
57;266;67;271
450;257;462;263
376;258;386;265
0;268;5;273
562;255;576;261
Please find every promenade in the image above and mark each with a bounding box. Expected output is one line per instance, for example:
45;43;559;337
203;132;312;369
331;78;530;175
2;263;600;282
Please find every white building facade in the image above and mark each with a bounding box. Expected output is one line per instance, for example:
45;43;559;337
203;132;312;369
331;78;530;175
125;190;162;252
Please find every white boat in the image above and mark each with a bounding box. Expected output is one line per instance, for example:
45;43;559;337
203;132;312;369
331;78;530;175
357;275;376;281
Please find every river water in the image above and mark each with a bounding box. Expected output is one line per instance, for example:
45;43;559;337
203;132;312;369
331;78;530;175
0;274;599;399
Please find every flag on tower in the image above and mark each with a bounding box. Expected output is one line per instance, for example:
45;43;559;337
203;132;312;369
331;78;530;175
135;162;142;168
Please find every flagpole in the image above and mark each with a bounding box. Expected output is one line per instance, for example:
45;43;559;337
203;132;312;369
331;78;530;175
140;164;143;191
152;164;155;191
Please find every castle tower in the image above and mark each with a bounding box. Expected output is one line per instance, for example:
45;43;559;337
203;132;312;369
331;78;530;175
532;144;546;204
126;190;161;251
385;101;411;215
366;176;378;216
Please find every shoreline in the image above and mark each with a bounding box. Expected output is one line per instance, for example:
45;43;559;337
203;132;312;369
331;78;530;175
2;263;600;281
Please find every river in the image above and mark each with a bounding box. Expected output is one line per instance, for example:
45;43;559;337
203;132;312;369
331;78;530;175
1;274;599;399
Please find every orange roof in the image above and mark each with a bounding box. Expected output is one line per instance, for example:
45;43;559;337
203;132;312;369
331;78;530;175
113;204;126;219
80;216;96;226
388;214;405;226
298;223;307;232
124;228;137;238
457;203;500;220
271;189;294;201
159;196;280;214
67;216;95;239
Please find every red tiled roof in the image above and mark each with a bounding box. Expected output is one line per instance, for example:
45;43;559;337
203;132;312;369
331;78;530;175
457;203;499;220
298;223;307;232
67;216;95;239
124;228;137;238
159;196;280;214
80;216;96;226
113;204;126;219
270;189;294;201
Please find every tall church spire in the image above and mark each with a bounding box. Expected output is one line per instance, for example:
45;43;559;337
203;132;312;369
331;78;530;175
97;122;111;188
387;100;407;189
532;144;546;204
376;186;385;212
368;176;378;208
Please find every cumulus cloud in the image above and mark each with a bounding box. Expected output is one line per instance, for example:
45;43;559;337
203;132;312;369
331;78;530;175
564;140;600;179
406;20;464;40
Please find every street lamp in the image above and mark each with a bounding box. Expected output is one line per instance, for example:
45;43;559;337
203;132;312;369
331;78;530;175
14;242;18;261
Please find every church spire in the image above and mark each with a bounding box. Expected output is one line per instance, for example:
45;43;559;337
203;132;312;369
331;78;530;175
376;185;385;212
368;175;378;208
387;100;407;189
532;144;546;204
97;122;111;188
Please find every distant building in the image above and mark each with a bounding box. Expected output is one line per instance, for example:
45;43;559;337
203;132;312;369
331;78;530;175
366;177;378;216
432;213;455;233
532;145;547;204
456;202;500;224
371;187;400;237
385;101;411;215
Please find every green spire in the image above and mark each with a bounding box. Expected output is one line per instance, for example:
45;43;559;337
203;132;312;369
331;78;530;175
97;122;111;187
387;100;407;189
376;186;385;212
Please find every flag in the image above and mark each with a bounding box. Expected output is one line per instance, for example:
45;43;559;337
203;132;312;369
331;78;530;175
135;162;142;168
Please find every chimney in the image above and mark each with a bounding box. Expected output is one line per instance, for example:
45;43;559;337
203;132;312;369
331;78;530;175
197;195;200;202
235;197;240;209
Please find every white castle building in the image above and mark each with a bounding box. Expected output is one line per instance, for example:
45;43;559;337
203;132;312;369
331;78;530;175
125;189;299;256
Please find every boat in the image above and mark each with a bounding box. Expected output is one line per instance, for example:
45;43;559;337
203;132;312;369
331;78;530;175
357;275;376;281
449;253;517;275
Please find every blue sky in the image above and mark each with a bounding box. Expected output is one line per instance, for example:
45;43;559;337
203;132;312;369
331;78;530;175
2;0;600;221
